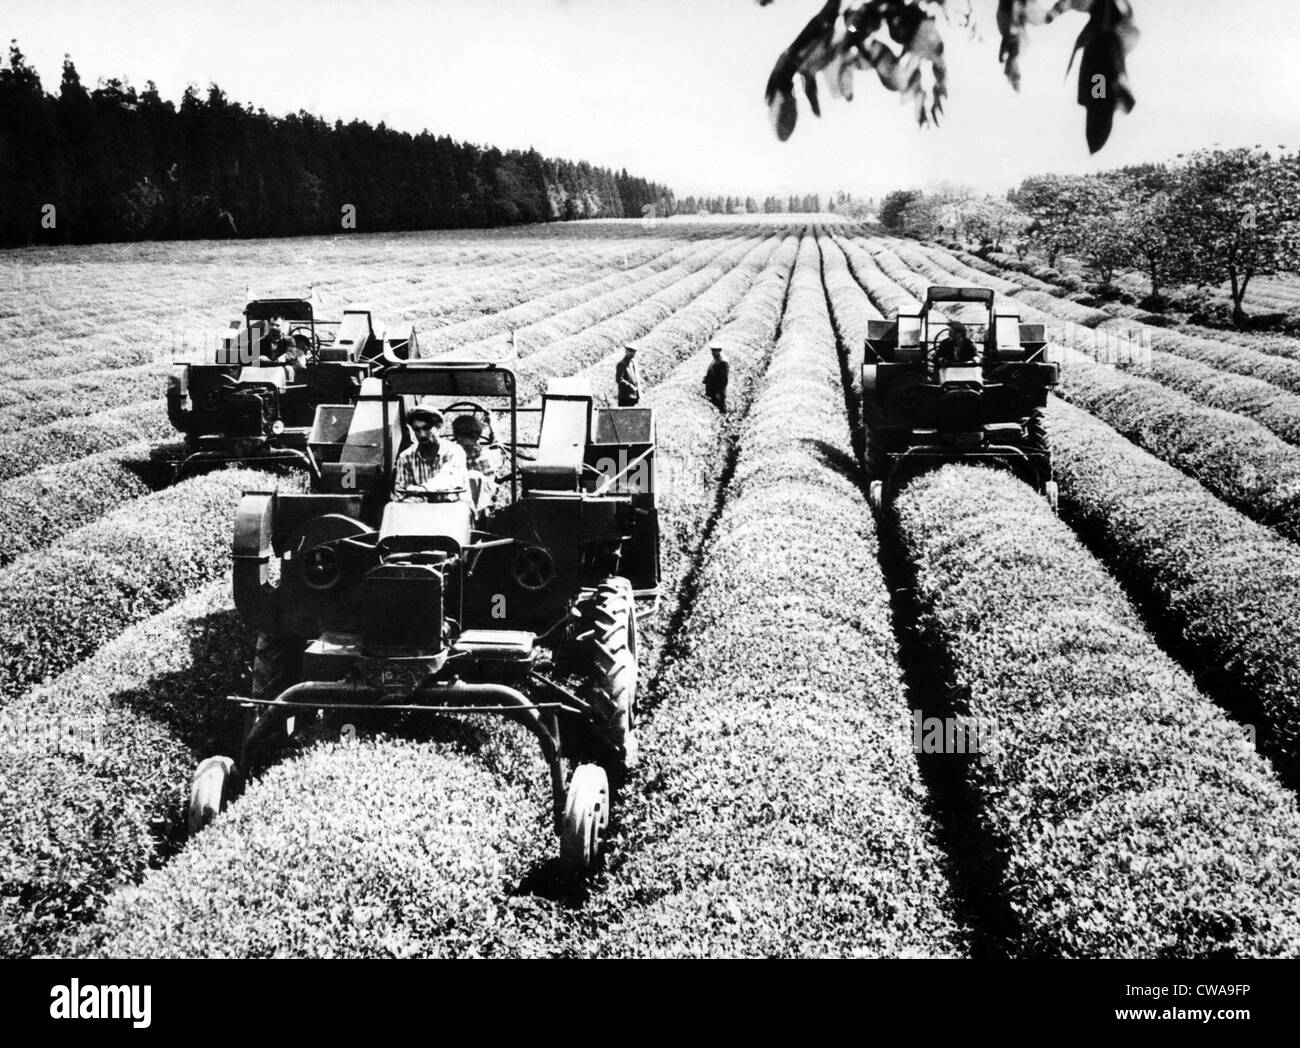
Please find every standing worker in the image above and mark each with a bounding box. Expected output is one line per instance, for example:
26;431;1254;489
615;343;642;407
704;344;729;412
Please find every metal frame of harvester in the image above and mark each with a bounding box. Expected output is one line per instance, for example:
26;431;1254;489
165;294;417;483
187;360;661;873
861;285;1061;511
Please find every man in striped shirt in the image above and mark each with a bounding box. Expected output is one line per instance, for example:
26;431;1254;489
393;402;469;502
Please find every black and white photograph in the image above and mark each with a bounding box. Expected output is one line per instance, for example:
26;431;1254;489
1;0;1298;1016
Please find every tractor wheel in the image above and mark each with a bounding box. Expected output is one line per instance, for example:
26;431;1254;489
1028;409;1049;451
560;764;610;873
252;634;303;738
187;756;239;835
865;436;886;480
574;577;639;774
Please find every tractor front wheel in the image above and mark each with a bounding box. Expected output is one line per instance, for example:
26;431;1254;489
187;756;239;834
868;480;884;514
561;764;610;873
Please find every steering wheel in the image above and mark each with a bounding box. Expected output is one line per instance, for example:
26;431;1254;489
288;325;322;363
443;400;496;444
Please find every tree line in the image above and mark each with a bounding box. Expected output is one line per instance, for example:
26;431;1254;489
673;192;867;215
0;42;676;246
876;147;1300;327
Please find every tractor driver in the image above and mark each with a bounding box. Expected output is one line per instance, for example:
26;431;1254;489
450;413;503;513
269;323;307;377
393;402;469;503
935;321;978;365
257;317;285;361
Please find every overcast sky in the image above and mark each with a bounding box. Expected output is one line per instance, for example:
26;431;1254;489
8;0;1299;200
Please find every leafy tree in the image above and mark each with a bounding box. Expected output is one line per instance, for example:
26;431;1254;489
1075;212;1129;284
962;196;1027;250
0;41;64;243
1009;173;1110;267
1066;177;1131;282
1122;181;1185;300
1174;147;1300;326
878;187;919;230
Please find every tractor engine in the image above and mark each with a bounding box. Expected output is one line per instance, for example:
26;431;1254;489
236;495;472;665
170;365;287;441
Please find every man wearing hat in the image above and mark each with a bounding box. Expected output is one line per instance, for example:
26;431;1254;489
615;343;642;407
393;400;469;501
703;344;729;412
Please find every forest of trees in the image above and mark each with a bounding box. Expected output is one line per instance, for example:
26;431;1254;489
0;42;677;246
673;192;864;215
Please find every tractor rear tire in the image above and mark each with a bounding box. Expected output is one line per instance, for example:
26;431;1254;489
560;764;610;874
1028;409;1049;451
187;756;239;835
252;634;303;738
574;577;639;774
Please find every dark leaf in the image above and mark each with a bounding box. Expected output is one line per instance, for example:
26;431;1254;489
803;69;822;117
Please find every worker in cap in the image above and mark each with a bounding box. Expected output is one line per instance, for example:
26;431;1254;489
615;342;642;407
704;344;729;412
406;400;444;428
393;399;467;501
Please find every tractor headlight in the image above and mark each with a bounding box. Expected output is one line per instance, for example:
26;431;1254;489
271;419;286;436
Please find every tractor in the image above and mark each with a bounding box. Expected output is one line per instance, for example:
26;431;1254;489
166;294;417;482
861;286;1060;511
188;361;661;872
